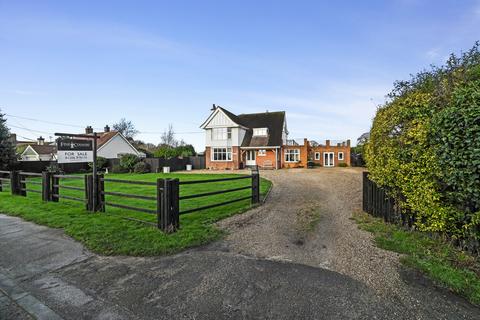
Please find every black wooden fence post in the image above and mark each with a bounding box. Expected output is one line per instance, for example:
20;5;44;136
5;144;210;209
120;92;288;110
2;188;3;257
362;171;368;212
97;174;105;212
19;174;26;197
160;178;179;233
10;171;20;195
42;172;51;201
86;175;94;211
251;170;260;204
156;178;164;229
51;174;59;202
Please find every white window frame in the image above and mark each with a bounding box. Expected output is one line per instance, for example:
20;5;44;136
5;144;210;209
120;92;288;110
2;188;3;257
253;128;268;136
338;152;344;161
211;147;232;162
258;149;266;156
211;128;228;140
314;152;320;160
285;149;300;162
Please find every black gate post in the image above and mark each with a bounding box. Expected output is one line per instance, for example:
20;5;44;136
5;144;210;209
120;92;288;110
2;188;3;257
42;172;51;201
251;170;260;204
51;174;59;202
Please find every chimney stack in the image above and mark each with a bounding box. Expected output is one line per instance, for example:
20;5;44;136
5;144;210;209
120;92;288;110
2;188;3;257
211;104;216;111
37;136;45;145
85;126;93;134
104;125;110;132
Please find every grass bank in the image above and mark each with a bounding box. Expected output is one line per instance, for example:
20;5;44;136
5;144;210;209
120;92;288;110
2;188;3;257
0;172;271;256
354;211;480;305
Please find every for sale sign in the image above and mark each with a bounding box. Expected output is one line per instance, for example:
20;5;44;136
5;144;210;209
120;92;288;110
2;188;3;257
57;139;94;163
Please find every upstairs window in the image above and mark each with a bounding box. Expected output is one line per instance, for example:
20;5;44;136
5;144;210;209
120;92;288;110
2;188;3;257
212;128;230;140
253;128;268;136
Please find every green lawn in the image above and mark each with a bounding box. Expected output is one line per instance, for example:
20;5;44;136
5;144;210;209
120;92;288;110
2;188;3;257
0;172;271;256
354;211;480;305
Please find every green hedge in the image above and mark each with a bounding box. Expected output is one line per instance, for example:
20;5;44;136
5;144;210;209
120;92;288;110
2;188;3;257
365;43;480;244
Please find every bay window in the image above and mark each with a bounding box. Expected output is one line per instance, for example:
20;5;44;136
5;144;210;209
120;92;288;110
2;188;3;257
211;128;231;140
212;147;232;161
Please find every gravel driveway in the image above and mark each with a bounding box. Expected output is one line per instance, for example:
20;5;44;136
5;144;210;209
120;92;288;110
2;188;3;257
216;167;480;319
1;168;479;319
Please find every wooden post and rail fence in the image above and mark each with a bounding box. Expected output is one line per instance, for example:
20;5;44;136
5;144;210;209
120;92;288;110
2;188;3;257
362;171;416;227
0;169;261;233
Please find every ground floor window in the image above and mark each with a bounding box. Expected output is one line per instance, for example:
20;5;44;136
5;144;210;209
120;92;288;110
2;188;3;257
338;152;344;160
212;147;232;161
314;152;320;160
285;149;300;162
258;149;266;156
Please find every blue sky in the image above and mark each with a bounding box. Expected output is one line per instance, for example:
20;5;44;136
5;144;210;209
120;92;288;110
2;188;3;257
1;0;480;150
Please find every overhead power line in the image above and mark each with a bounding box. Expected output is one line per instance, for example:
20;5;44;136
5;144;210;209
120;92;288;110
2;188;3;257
5;113;204;135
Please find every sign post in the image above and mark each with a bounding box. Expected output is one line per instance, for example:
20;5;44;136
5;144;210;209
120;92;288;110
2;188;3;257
55;132;99;212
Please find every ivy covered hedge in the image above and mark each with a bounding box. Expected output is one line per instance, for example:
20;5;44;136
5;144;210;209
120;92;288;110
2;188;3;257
365;43;480;248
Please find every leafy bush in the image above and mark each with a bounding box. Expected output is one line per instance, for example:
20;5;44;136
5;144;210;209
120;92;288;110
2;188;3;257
154;146;179;159
111;164;127;173
88;156;108;170
338;163;348;167
133;161;150;174
365;42;480;241
119;154;139;172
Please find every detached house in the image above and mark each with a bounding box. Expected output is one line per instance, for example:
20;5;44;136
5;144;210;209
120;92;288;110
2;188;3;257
201;105;351;169
19;126;144;161
20;137;57;161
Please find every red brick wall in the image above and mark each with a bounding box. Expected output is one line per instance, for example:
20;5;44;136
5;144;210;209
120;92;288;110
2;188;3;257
281;139;309;168
310;140;351;166
205;146;241;170
255;149;279;169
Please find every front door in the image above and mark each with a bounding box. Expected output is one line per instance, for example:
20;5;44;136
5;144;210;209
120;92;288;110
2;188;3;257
246;150;256;166
323;152;334;167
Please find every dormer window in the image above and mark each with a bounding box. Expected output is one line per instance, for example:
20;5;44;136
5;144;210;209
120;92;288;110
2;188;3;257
253;128;268;136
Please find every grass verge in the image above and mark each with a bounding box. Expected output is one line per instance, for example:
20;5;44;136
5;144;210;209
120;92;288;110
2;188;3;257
353;211;480;305
0;172;272;256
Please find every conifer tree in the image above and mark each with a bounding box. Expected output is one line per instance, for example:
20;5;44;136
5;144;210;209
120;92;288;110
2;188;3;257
0;110;16;170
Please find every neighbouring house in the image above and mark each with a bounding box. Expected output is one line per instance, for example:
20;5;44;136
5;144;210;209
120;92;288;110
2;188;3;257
20;136;57;161
200;105;351;169
19;126;145;161
89;125;145;159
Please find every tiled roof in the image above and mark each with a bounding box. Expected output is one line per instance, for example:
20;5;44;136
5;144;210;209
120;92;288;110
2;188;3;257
97;131;118;148
216;107;285;147
237;111;285;147
29;144;56;155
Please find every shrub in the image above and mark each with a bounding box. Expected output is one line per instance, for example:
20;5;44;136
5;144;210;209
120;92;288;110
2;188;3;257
338;163;348;167
111;164;127;173
88;156;108;170
133;161;150;174
365;42;480;240
119;154;140;172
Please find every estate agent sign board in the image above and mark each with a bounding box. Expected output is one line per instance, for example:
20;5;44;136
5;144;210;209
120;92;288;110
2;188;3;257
57;138;94;163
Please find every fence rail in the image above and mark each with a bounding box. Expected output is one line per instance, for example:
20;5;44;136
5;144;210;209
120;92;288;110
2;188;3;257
0;169;261;233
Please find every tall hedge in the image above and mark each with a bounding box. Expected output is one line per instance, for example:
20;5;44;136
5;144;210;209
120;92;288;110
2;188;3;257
365;43;480;242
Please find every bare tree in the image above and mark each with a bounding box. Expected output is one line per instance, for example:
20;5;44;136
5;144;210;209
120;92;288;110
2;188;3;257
160;124;177;147
113;118;139;139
